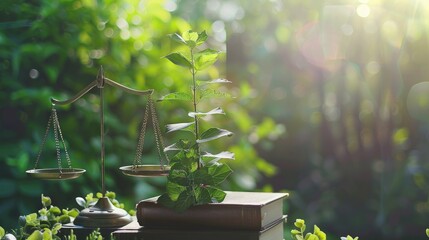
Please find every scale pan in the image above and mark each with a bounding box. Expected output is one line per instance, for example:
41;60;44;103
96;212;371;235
119;165;170;177
26;168;86;180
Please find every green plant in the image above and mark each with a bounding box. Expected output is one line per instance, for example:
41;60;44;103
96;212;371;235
291;219;327;240
291;219;359;240
2;194;79;240
85;229;102;240
157;30;234;211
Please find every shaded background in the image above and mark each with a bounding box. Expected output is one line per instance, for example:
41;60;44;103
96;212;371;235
2;0;429;239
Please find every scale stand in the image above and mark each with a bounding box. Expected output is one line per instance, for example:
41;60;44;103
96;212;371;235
27;66;169;228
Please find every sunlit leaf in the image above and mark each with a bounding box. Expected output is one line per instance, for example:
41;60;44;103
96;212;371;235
41;194;51;208
164;52;192;68
67;208;80;218
51;223;62;235
188;107;225;118
27;230;43;240
194;49;220;70
166;122;194;133
159;92;193;102
199;89;230;101
164;140;192;152
201;151;235;164
197;128;233;143
168;33;187;45
0;226;5;238
197;78;231;86
26;213;38;224
182;30;199;47
196;31;208;46
166;181;187;201
48;206;61;215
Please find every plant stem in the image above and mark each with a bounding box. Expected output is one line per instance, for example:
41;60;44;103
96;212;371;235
191;47;202;169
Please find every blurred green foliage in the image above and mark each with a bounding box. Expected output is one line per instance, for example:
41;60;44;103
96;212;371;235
3;0;429;239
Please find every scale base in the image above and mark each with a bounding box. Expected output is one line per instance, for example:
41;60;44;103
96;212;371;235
73;197;133;228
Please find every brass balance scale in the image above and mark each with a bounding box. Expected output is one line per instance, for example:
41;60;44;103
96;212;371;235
26;66;170;228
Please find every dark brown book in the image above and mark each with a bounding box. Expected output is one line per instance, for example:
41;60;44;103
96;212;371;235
113;216;287;240
136;191;288;231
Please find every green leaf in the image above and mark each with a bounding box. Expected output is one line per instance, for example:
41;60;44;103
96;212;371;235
67;208;80;218
194;49;220;70
305;234;319;240
164;52;192;68
48;206;61;215
206;186;227;202
296;235;305;240
158;191;195;212
166;181;186;201
170;151;198;171
26;213;38;224
51;223;62;235
207;163;233;185
157;194;176;209
159;92;193;102
182;31;199;47
201;151;235;165
314;225;326;240
196;31;208;46
0;226;5;238
174;191;195;212
27;230;43;240
193;168;213;185
295;219;305;228
164;140;193;152
168;33;187;45
75;197;87;208
168;167;189;186
105;191;116;199
197;128;233;143
291;229;301;235
199;89;231;101
188;107;225;118
57;215;71;224
41;194;51;208
197;78;231;86
194;187;212;204
166;122;195;133
427;229;429;238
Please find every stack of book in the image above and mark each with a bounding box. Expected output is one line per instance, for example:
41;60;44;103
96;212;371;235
112;191;289;240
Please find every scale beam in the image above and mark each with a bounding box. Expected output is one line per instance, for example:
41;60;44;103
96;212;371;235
50;68;153;106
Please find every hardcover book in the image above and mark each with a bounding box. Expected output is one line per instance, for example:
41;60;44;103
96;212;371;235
136;191;288;231
113;216;287;240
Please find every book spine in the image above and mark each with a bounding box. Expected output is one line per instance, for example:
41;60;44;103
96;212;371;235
137;203;262;230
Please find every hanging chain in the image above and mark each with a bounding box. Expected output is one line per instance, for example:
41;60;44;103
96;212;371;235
133;95;170;169
34;109;53;169
133;98;150;167
54;108;72;169
52;108;63;174
149;95;170;168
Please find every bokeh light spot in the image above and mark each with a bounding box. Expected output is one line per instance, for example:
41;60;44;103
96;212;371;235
407;82;429;123
356;4;370;18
